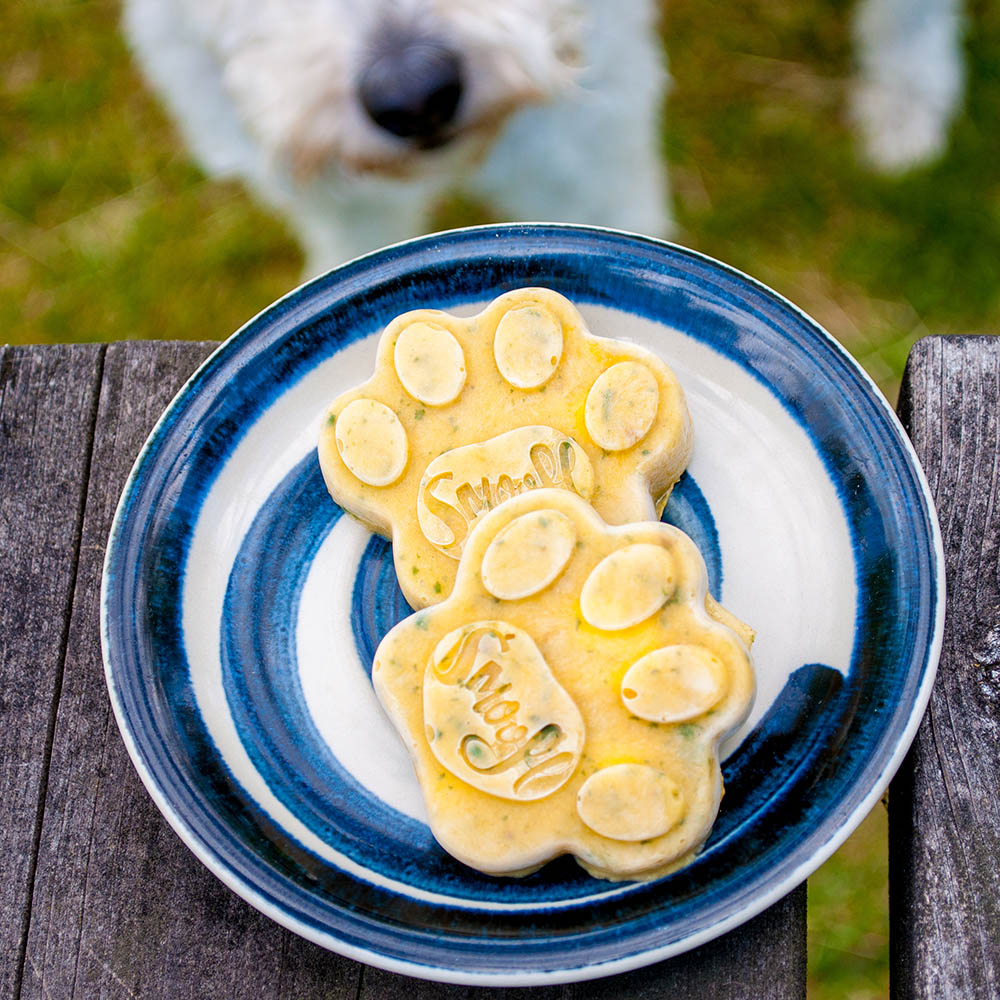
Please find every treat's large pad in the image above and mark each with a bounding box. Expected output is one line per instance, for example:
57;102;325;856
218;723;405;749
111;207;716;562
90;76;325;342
318;288;693;609
373;490;755;881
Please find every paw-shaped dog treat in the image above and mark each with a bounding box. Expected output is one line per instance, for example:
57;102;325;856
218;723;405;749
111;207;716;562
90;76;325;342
318;288;693;608
373;489;755;881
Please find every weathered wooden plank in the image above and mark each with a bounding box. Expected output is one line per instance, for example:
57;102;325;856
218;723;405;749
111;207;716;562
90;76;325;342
891;336;1000;999
360;885;806;998
19;342;360;1000
0;344;104;1000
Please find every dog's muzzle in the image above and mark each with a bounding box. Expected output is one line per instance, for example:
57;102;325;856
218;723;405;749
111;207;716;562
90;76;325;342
359;33;463;149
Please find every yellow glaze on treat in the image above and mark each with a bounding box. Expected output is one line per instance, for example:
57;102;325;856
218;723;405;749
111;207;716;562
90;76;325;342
373;489;755;881
318;288;693;609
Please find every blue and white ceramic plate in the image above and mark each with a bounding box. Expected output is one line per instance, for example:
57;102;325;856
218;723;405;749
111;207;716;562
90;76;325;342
102;225;943;985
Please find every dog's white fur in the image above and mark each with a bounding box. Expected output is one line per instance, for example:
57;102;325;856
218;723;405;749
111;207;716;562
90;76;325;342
125;0;967;274
125;0;671;272
851;0;965;172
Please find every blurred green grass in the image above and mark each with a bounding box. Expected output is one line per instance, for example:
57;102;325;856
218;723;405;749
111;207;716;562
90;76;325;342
809;804;890;1000
665;0;1000;402
0;0;302;345
5;1;998;997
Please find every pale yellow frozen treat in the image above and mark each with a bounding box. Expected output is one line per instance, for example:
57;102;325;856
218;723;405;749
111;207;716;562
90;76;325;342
318;288;693;608
373;489;755;882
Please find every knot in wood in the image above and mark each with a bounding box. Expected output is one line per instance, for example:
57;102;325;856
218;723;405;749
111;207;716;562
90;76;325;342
971;612;1000;712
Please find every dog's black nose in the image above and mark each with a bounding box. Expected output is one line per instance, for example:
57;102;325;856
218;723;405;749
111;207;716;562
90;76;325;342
359;38;463;145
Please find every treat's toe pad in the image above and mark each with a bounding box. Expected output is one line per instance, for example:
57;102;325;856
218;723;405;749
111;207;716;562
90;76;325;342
334;399;408;487
393;322;467;406
577;764;685;842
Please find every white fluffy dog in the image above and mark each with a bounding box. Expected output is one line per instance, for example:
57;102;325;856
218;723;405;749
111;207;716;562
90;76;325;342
124;0;966;275
125;0;671;273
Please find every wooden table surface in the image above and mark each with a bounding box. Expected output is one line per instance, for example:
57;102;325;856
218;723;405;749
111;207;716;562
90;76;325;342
1;337;997;999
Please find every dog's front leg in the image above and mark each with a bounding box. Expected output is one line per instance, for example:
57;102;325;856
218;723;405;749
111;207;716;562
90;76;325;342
281;174;444;276
468;0;672;239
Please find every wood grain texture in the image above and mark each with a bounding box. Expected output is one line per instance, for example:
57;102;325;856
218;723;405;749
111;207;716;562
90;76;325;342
0;344;104;1000
18;343;359;1000
12;341;806;999
892;336;1000;999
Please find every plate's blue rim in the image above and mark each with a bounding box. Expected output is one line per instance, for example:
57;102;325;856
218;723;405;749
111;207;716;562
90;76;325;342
101;223;944;985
